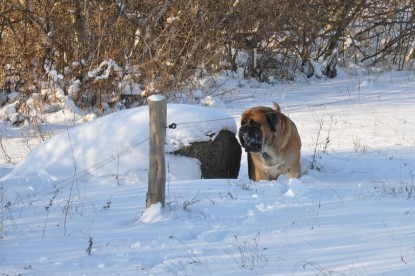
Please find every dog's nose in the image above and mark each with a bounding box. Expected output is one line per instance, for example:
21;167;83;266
239;125;249;133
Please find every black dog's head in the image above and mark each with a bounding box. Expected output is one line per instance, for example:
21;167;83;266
239;107;277;153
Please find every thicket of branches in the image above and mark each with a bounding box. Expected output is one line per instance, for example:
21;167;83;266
1;0;415;106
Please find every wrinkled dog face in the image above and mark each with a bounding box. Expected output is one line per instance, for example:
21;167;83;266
239;118;263;152
239;107;277;153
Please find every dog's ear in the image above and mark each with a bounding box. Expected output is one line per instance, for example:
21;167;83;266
273;102;281;113
265;111;277;132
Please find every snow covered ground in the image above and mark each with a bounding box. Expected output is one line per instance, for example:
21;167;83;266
1;70;415;275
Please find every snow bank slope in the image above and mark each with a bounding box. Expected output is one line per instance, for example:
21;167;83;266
2;104;237;192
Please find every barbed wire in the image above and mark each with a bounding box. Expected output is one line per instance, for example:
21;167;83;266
167;91;385;129
285;92;382;111
3;137;150;215
167;117;235;129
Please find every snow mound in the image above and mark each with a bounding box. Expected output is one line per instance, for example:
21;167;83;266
285;178;309;198
140;202;165;223
2;104;237;193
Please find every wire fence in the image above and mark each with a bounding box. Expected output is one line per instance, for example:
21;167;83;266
0;90;389;220
2;137;150;217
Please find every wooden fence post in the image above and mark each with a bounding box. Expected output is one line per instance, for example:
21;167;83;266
147;95;167;208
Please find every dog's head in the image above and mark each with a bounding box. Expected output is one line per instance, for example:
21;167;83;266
239;106;278;153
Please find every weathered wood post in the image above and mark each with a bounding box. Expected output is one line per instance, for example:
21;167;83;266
147;95;167;208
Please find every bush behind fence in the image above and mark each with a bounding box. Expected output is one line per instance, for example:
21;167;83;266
1;0;415;105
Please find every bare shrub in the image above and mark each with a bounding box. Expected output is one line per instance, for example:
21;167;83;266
372;166;415;200
1;0;415;111
226;232;269;270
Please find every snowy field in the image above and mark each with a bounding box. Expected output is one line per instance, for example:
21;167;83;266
1;69;415;275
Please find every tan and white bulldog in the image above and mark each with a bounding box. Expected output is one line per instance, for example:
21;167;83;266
239;103;301;181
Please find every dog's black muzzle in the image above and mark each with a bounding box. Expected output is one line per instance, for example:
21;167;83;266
239;120;262;153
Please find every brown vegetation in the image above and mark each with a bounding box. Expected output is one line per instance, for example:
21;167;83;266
1;0;415;108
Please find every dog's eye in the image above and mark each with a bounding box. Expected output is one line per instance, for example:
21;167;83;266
250;120;260;127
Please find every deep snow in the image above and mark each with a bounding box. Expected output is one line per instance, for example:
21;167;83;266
1;69;415;275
